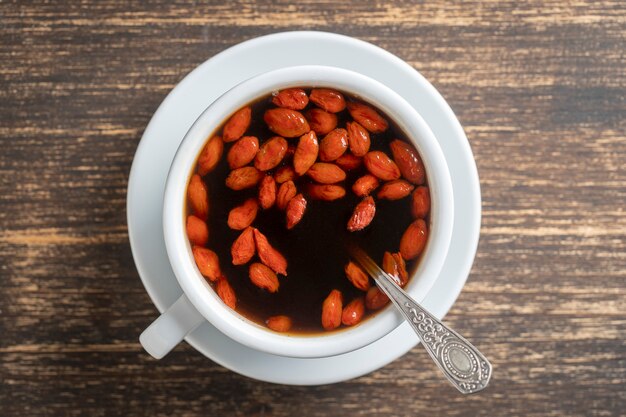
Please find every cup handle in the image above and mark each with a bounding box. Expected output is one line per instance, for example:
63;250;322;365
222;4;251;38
139;294;205;359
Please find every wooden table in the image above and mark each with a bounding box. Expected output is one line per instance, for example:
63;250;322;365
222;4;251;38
2;1;624;416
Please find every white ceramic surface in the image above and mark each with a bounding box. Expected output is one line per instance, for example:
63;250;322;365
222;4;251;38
161;65;454;359
127;31;481;385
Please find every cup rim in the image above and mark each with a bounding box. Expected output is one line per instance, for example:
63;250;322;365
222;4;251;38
163;65;454;358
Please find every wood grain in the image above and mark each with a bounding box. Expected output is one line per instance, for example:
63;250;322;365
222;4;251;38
1;1;624;416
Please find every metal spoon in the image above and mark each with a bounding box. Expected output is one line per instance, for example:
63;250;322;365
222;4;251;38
349;245;492;394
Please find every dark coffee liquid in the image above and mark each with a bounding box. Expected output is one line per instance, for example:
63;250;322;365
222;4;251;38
191;89;427;334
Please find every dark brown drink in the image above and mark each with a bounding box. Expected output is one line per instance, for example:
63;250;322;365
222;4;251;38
186;87;431;334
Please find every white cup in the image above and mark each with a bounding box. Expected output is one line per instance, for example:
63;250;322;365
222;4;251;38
140;65;454;359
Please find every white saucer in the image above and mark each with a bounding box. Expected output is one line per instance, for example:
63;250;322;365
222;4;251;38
127;31;481;385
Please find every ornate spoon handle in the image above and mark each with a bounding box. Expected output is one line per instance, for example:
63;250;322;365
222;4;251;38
350;246;492;394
